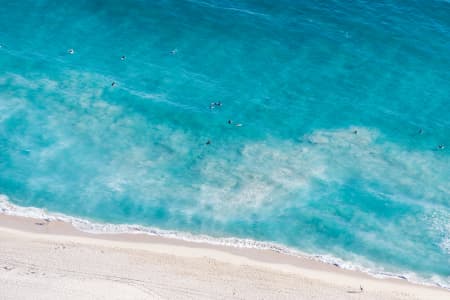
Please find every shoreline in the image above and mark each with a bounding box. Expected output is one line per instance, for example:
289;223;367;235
1;195;448;290
0;213;448;299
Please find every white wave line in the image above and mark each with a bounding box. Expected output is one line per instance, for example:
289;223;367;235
0;194;448;290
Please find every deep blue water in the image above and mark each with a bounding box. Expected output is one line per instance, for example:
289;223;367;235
0;0;449;286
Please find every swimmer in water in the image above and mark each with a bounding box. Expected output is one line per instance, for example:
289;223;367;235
210;102;222;109
111;81;116;87
228;120;232;124
353;130;358;135
170;48;178;55
121;55;126;61
418;128;424;135
438;144;445;150
68;48;74;54
206;140;211;145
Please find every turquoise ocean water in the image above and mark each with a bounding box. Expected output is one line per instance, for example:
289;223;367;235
0;0;449;287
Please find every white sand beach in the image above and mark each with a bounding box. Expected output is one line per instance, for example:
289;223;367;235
0;214;448;300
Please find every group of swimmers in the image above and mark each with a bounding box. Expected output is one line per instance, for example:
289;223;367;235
65;48;445;151
355;127;445;150
68;48;242;146
204;103;244;145
69;48;127;60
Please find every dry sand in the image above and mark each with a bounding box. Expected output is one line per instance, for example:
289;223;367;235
0;214;448;300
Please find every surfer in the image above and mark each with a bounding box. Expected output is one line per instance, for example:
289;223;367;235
228;120;242;127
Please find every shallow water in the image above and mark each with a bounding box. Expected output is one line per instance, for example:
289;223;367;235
0;0;449;287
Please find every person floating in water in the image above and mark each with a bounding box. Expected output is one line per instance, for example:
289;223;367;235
353;130;358;135
120;55;126;61
210;101;222;109
228;120;232;124
68;48;74;54
206;140;211;145
418;128;424;135
438;144;445;150
170;48;177;55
